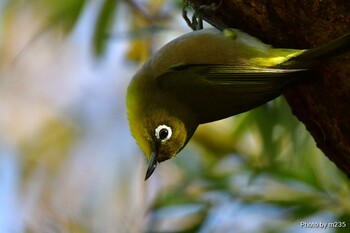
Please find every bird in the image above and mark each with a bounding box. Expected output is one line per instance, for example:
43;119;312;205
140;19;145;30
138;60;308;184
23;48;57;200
126;27;350;180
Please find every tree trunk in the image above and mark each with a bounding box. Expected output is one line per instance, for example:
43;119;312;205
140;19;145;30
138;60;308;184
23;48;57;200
188;0;350;177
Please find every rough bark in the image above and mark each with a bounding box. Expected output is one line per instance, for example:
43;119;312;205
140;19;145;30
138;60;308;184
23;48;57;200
188;0;350;177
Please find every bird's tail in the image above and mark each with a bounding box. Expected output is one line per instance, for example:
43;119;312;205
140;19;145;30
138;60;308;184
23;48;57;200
278;32;350;69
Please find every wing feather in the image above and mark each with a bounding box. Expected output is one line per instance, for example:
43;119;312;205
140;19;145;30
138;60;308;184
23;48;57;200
158;64;306;91
156;64;307;123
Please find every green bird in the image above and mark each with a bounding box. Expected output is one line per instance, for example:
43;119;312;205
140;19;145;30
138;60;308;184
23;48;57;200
126;28;350;179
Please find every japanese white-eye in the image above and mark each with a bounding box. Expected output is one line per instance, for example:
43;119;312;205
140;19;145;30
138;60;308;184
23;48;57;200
126;28;350;179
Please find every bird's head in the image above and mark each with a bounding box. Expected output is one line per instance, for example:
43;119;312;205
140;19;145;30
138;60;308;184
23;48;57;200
126;74;197;179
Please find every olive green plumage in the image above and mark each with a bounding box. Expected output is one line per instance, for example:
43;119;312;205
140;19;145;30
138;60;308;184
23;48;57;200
126;28;350;179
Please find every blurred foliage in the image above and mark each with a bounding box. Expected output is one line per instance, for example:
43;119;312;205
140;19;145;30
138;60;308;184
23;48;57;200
1;0;180;58
3;0;87;33
19;118;78;184
1;0;350;233
93;0;119;56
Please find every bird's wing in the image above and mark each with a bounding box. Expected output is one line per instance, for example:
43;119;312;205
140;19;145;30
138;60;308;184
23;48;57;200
157;64;306;92
156;64;307;123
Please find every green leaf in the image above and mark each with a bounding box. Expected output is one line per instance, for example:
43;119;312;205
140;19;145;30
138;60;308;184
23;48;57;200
39;0;88;33
93;0;118;56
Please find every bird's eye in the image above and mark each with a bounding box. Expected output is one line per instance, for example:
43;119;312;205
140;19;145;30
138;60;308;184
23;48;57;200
155;125;172;142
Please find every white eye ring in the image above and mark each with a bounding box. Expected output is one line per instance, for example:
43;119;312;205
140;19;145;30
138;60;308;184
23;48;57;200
155;125;172;142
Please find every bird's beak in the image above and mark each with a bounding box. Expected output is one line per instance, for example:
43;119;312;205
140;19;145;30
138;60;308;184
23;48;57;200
145;151;158;180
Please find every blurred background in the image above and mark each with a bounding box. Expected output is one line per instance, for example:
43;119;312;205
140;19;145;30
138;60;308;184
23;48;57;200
1;0;350;232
